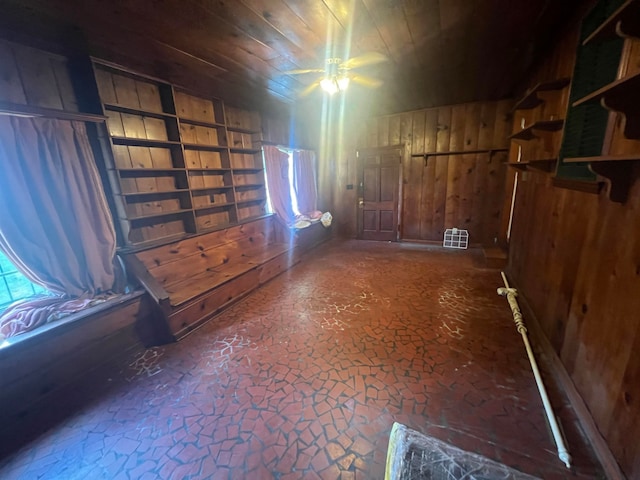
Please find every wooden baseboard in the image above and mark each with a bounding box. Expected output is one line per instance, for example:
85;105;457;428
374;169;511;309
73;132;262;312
508;277;626;480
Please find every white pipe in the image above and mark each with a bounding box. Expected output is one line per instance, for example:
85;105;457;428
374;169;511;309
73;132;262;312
497;272;572;469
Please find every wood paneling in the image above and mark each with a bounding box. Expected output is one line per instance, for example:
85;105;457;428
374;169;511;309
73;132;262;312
507;13;640;478
0;39;77;110
353;100;511;245
0;294;147;427
0;0;585;114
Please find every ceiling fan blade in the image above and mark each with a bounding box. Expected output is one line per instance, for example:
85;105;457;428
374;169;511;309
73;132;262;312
350;74;383;88
299;79;322;97
341;52;388;70
284;68;325;75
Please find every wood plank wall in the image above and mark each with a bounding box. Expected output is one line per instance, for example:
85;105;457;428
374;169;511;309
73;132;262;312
261;113;290;146
507;14;640;478
327;100;512;243
0;39;78;110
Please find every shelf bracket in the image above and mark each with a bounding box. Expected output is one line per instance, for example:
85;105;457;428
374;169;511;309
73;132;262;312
589;161;634;203
601;95;640;139
614;16;640;41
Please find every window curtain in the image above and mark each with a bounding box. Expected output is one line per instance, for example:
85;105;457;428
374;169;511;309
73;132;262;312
0;116;116;297
263;145;296;225
292;149;318;215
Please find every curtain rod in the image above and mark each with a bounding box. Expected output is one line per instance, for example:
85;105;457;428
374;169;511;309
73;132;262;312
0;101;107;123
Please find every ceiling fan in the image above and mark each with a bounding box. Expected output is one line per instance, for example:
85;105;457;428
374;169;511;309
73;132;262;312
285;52;388;97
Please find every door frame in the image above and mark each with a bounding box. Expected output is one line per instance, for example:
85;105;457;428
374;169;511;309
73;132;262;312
355;145;404;241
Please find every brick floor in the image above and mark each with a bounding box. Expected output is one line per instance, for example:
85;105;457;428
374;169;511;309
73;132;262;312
0;240;603;479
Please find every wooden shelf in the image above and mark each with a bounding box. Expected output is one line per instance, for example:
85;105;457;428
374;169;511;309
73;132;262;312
128;209;193;222
564;154;640;163
506;158;557;173
512;78;571;110
234;183;265;188
104;103;176;120
117;214;276;254
583;0;640;45
194;203;236;211
563;154;640;203
232;167;263;173
117;168;186;174
191;186;233;192
187;168;231;172
227;126;261;134
183;142;228;151
509;119;564;140
236;198;266;205
178;117;226;129
230;147;261;154
121;189;189;197
111;136;181;148
528;158;557;172
573;71;640;139
506;161;529;171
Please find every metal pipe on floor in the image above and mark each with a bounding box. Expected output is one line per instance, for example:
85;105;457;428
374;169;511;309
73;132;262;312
497;271;572;469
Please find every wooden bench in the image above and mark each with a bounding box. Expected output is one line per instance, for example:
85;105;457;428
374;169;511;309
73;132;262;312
123;215;305;342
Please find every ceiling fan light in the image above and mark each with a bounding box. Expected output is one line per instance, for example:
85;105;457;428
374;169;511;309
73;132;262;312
320;77;338;95
337;76;350;91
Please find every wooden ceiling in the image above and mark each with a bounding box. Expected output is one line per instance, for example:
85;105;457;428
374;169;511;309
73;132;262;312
0;0;586;115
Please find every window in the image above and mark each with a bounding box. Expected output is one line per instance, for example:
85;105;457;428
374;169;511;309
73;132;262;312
263;149;301;216
286;151;301;216
262;146;318;225
0;250;47;312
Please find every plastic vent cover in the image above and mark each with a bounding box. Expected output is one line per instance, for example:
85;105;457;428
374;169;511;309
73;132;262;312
443;228;468;249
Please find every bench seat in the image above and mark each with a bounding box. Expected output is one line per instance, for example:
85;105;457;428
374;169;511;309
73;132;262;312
123;215;331;343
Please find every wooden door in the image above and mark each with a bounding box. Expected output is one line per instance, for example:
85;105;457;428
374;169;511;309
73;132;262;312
357;147;402;241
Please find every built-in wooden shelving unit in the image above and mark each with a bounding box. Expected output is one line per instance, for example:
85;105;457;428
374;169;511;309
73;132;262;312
508;77;570;179
509;120;565;141
92;60;267;247
573;71;640;139
563;154;640;201
582;0;640;45
557;0;640;202
512;78;571;110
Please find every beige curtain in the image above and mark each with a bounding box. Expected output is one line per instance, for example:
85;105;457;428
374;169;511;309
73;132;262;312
292;150;318;215
0;116;116;296
263;145;296;225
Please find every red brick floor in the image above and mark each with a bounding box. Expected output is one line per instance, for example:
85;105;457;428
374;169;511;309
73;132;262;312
0;240;603;479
